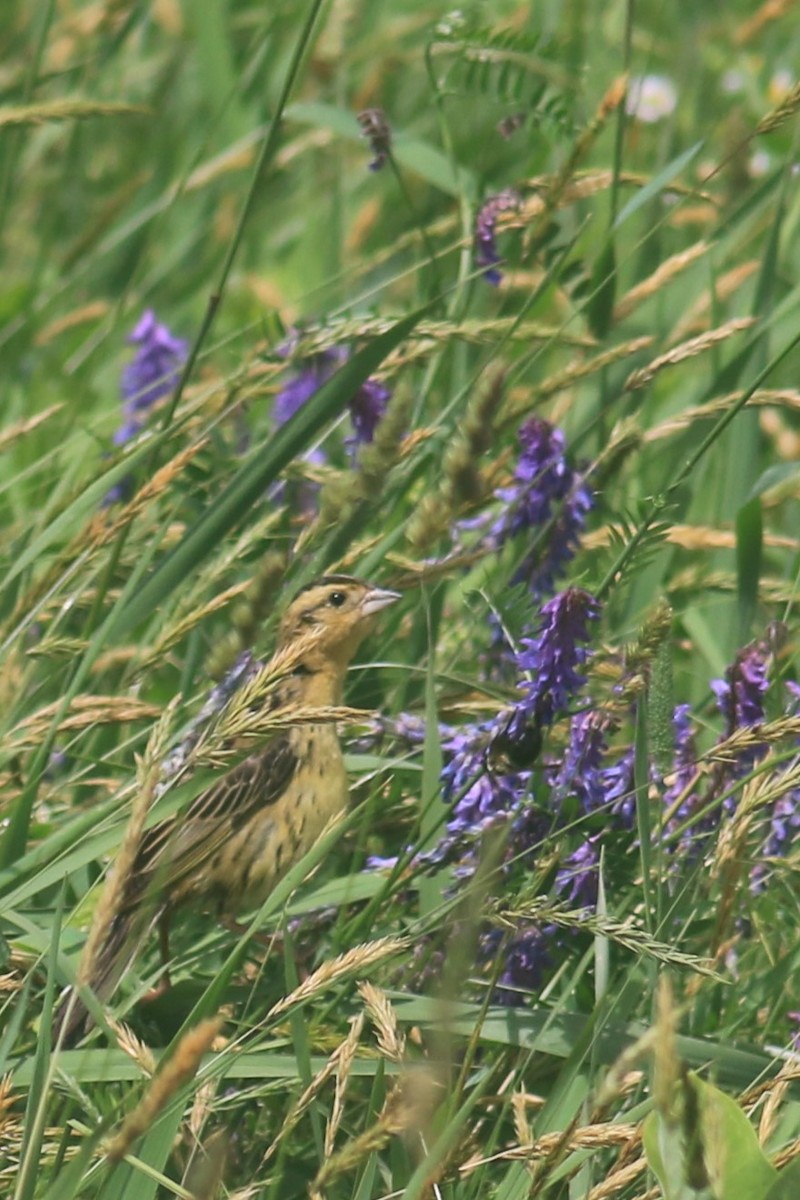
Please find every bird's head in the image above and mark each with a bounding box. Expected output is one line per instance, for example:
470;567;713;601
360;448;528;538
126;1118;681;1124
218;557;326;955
278;574;400;675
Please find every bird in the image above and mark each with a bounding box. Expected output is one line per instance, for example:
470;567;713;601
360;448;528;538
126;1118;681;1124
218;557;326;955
59;574;399;1040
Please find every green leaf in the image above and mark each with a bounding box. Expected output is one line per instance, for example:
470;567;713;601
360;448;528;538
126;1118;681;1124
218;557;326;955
762;1159;800;1200
613;141;704;230
736;497;762;643
586;237;616;339
643;1073;779;1200
746;462;800;501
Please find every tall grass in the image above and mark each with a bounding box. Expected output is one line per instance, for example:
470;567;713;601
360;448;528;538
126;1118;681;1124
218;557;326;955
1;1;799;1197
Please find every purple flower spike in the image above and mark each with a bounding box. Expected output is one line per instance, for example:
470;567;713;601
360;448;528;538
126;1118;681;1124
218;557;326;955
555;836;600;908
491;417;593;599
273;347;346;426
274;341;390;445
712;639;770;771
475;189;520;284
441;721;524;842
483;925;553;1006
516;588;601;728
553;710;609;814
121;308;188;415
349;377;390;444
104;309;186;505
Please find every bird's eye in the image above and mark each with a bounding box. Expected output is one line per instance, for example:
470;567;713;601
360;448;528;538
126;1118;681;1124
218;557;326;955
328;590;347;608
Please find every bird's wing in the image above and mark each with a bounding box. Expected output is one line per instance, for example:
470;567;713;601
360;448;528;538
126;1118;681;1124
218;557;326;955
127;733;299;910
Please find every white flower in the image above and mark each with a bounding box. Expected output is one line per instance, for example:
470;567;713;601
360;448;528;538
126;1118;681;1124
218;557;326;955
721;69;746;94
625;74;678;124
749;149;771;178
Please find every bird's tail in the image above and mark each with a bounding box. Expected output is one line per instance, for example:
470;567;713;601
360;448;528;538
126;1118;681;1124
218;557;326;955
54;869;160;1046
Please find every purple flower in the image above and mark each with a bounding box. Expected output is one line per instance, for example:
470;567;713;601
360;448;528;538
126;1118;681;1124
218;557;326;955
555;836;600;908
121;309;188;416
515;588;601;729
553;710;609;814
475;189;520;284
491;417;594;599
752;682;800;891
483;925;553;1005
274;347;346;426
761;792;800;860
349;376;391;443
604;748;636;826
274;342;390;445
663;704;714;856
441;721;527;844
104;309;187;505
711;640;770;771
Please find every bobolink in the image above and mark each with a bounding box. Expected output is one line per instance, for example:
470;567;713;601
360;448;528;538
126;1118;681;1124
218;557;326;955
62;575;399;1038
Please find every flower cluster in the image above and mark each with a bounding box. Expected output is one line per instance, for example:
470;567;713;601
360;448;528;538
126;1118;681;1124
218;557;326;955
104;309;187;504
515;588;600;729
711;638;770;774
474;189;521;285
274;341;390;446
491;417;594;599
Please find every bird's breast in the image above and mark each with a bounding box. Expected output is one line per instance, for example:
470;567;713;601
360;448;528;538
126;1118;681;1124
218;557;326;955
221;724;348;913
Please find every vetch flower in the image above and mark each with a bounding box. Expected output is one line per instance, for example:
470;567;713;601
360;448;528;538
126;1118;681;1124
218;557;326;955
349;376;391;444
475;189;520;285
515;588;601;729
441;721;526;843
552;709;608;815
274;341;390;445
104;309;187;505
483;925;553;1006
555;836;600;908
491;417;593;599
625;74;678;124
121;309;188;416
711;638;770;772
662;703;714;858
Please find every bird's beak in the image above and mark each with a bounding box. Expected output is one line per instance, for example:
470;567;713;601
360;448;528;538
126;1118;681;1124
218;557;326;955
360;586;401;615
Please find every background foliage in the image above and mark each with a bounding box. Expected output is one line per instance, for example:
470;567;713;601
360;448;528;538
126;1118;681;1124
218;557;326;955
1;0;800;1197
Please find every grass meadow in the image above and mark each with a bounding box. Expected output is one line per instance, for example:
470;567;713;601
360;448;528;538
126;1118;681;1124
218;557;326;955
1;0;800;1196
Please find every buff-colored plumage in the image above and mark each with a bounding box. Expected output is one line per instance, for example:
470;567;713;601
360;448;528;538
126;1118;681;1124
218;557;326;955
60;575;398;1041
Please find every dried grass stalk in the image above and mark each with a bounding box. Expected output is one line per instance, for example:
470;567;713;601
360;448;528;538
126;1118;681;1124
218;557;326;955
735;0;796;42
669;261;760;341
587;1157;647;1199
324;1013;366;1157
105;1015;223;1163
645;388;800;443
614;242;710;322
358;981;406;1063
5;695;160;752
107;1018;156;1077
623;318;756;391
0;100;149;126
756;80;800;134
266;937;409;1021
504;338;653;423
0;405;63;451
